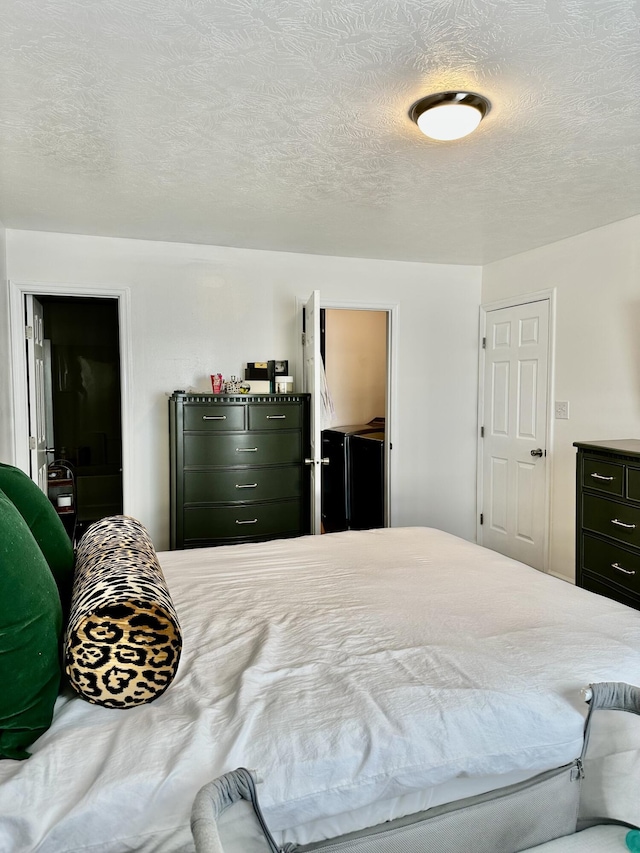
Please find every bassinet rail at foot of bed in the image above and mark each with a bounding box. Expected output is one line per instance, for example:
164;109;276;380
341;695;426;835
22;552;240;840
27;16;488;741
192;768;279;853
192;762;582;853
191;680;640;853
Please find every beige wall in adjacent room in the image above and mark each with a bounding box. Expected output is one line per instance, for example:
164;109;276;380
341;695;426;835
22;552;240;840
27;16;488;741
324;309;387;427
482;214;640;582
3;229;482;550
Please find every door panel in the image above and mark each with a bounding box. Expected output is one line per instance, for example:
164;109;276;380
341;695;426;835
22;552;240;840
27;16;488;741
481;299;549;569
515;461;535;541
490;456;508;533
492;362;509;434
517;361;537;438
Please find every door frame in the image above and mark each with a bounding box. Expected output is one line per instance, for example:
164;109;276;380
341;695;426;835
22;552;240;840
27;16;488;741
25;295;48;492
476;288;556;572
8;280;134;515
297;296;398;528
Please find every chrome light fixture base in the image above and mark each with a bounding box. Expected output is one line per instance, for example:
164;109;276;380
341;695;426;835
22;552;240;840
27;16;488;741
409;91;491;140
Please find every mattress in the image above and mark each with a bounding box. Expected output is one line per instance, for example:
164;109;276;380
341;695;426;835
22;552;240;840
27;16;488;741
1;527;640;852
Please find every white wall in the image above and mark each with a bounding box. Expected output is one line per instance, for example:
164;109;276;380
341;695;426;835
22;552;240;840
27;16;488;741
0;221;11;465
482;215;640;581
4;229;482;550
325;309;387;426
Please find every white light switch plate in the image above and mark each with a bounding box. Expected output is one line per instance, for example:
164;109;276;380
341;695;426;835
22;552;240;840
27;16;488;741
555;401;569;419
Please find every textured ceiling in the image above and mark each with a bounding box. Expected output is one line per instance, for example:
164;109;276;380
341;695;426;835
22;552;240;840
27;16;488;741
1;0;639;265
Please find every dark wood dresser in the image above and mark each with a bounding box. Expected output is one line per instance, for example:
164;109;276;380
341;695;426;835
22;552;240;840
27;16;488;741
575;439;640;610
169;392;310;549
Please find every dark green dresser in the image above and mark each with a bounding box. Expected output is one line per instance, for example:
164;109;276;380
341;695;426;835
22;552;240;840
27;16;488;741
575;440;640;610
170;393;310;549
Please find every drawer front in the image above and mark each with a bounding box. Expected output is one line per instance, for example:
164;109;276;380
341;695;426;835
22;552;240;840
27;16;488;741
248;404;301;431
580;573;640;610
184;467;303;504
582;533;640;596
184;500;302;541
628;467;640;502
582;493;640;546
184;432;302;467
582;456;624;496
183;405;245;432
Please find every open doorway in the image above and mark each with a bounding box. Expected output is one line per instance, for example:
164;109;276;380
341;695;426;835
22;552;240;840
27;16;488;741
27;295;124;542
321;308;388;533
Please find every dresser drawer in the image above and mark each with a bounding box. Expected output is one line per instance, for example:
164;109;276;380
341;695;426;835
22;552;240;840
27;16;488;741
184;405;245;432
184;432;302;467
580;573;640;610
184;467;303;504
582;533;640;596
582;456;624;496
248;404;302;431
582;492;640;546
183;500;302;541
627;467;640;502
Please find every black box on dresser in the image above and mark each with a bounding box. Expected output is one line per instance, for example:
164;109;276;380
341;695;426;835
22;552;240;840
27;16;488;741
575;439;640;610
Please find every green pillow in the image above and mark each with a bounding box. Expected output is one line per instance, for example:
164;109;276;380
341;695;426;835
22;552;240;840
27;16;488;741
0;489;63;760
0;463;74;616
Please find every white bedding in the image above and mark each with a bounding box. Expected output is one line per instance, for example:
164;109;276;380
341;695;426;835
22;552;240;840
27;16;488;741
2;527;640;852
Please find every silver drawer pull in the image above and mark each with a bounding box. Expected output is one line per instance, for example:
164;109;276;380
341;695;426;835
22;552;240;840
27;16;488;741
612;562;636;576
236;447;258;452
590;473;614;481
235;483;258;489
203;415;226;420
266;415;286;420
611;518;636;529
236;518;258;525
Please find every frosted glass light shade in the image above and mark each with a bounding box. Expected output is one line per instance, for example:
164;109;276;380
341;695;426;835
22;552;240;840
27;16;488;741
410;92;491;142
417;103;483;141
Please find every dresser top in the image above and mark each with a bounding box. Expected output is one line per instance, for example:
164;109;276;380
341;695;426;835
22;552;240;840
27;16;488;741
169;392;309;403
574;439;640;459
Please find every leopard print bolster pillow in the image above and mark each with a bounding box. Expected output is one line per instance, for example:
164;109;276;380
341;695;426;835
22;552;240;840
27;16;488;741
64;516;182;708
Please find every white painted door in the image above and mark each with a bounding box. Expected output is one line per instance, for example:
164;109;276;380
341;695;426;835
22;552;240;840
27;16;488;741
25;295;48;492
304;290;322;534
480;299;550;569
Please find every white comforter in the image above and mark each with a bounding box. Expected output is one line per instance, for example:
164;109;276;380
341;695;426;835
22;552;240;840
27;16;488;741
2;527;640;852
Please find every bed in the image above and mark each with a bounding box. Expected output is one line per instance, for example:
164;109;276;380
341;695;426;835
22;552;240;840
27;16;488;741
2;526;640;852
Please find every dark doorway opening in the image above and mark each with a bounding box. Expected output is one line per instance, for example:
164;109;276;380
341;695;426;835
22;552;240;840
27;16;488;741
40;296;123;541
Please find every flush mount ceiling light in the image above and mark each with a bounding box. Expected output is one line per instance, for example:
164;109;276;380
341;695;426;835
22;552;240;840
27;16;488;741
409;91;491;141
